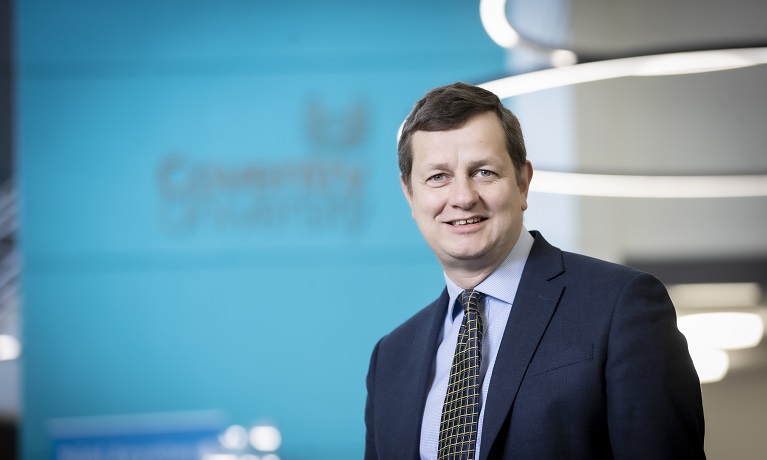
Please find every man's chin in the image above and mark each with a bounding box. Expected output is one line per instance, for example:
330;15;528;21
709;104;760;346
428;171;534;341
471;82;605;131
441;249;493;267
438;243;513;272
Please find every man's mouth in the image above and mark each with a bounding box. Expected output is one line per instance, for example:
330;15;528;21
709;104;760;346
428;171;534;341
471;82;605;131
448;217;485;226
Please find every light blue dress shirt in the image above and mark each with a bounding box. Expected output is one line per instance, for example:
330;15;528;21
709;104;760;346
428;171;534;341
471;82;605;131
419;228;535;460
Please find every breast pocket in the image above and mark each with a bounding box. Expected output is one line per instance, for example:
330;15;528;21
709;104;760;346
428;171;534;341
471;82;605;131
527;343;594;377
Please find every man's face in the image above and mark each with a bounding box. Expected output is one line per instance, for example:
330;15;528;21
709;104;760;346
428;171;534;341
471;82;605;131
402;111;532;276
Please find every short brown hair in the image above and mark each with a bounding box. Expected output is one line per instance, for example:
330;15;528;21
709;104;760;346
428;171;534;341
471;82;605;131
398;82;527;190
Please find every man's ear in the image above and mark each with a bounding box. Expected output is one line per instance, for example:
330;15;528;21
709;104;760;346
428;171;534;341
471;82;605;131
400;175;413;209
518;161;533;211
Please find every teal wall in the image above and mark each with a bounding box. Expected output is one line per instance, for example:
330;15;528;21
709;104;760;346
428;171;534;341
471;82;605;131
17;1;504;458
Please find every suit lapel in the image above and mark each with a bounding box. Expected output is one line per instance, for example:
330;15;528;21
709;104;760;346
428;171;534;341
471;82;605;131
393;289;449;458
479;233;565;460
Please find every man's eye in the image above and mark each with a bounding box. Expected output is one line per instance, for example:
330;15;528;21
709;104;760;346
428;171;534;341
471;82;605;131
477;170;494;177
430;174;445;181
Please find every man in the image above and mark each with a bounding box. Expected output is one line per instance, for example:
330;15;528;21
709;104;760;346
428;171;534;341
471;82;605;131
364;82;705;459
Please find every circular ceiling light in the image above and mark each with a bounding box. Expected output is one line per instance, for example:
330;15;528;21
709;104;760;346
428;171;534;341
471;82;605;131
479;47;767;99
479;0;520;48
478;1;767;198
480;0;575;67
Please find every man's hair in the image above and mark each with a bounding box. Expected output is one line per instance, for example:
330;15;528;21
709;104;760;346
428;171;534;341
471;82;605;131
398;82;527;191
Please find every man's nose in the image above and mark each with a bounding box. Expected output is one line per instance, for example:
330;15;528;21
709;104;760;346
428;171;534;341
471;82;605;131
450;176;478;208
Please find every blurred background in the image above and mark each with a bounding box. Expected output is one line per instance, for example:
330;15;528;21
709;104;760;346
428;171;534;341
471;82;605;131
0;0;765;459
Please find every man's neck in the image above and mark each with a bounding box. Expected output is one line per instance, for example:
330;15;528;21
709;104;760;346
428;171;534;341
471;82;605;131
442;252;511;289
443;269;496;290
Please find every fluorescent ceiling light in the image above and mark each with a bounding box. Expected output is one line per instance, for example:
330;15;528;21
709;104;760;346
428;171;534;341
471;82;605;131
688;347;729;384
529;170;767;198
678;312;764;350
669;282;762;309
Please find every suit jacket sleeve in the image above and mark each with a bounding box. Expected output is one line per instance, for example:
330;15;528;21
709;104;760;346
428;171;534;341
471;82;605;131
364;338;381;460
605;272;705;459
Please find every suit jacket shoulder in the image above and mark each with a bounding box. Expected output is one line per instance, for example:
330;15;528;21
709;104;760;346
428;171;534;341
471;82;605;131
481;231;705;459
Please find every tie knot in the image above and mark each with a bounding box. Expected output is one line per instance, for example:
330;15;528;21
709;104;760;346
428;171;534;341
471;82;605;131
459;289;484;314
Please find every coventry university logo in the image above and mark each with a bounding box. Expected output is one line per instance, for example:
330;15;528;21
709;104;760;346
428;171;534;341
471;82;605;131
156;94;371;237
307;96;368;152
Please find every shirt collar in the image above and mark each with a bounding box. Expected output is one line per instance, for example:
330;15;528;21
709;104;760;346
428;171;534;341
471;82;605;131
445;226;535;320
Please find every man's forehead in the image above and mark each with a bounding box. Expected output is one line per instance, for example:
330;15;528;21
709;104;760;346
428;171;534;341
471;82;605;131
412;117;505;153
410;148;510;174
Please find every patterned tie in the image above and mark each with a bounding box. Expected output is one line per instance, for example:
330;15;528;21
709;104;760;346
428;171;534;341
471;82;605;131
438;289;485;460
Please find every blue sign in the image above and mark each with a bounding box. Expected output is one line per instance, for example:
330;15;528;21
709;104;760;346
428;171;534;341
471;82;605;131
49;412;224;460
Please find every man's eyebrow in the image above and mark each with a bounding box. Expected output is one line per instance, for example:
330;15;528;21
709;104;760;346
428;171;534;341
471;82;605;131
419;156;503;172
464;158;501;169
420;162;451;171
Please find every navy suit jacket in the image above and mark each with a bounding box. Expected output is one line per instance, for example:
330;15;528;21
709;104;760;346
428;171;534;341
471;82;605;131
365;231;705;459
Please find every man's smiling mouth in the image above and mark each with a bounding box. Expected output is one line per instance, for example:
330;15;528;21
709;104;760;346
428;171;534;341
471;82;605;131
449;217;485;226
